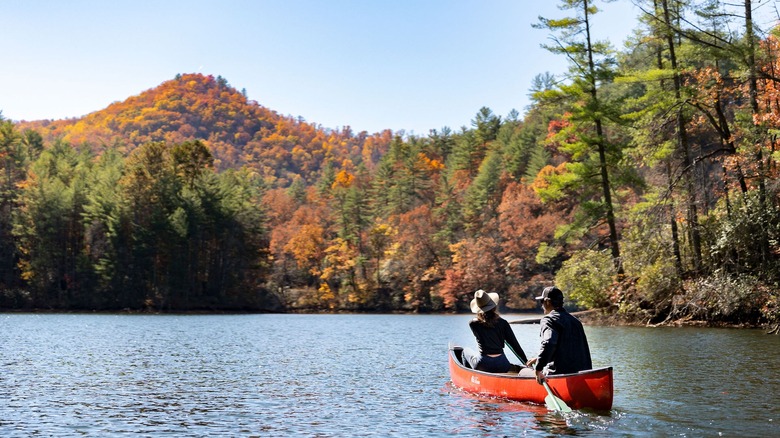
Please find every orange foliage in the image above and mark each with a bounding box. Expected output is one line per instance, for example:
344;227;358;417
437;236;503;310
546;115;571;140
332;169;355;189
285;223;326;274
389;205;447;308
498;182;563;267
262;188;298;228
268;202;329;278
529;163;567;193
418;152;445;171
18;73;394;189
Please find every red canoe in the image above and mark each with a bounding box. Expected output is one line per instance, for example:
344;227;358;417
449;345;614;411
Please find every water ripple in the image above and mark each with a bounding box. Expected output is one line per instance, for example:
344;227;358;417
1;314;778;436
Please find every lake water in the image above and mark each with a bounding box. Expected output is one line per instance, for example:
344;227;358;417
1;313;778;437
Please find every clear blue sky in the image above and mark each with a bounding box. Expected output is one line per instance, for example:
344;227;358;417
2;0;773;135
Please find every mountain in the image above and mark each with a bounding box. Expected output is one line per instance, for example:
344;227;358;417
19;73;393;187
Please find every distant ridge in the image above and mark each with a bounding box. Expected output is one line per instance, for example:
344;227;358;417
18;73;393;187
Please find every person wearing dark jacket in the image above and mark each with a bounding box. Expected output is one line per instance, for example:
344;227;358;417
526;286;592;384
462;290;528;373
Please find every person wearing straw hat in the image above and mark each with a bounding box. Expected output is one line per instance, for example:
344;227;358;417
461;289;529;373
526;286;592;384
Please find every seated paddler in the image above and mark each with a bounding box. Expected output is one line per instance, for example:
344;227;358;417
462;289;528;373
526;286;592;383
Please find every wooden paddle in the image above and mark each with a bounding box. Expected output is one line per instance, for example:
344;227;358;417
506;343;572;413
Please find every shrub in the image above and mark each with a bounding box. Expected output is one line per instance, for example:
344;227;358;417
670;272;766;324
635;258;680;303
555;249;616;309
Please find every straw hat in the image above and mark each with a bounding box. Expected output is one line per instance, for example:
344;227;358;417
470;289;499;313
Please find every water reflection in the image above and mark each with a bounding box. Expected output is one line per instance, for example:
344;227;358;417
445;380;616;436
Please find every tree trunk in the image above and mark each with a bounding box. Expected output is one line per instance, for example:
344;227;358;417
744;0;771;271
584;0;622;274
663;0;702;272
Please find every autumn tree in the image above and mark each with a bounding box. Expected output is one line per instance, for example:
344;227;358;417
384;205;449;311
497;182;569;308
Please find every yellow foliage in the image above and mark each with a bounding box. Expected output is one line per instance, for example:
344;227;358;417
449;241;466;264
284;223;324;270
332;169;354;189
318;282;335;301
418;152;445;171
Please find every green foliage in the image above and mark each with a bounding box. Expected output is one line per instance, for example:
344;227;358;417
620;203;682;304
472;107;501;145
533;0;627;273
523;144;551;183
447;129;480;177
13;141;95;307
500;105;551;182
535;242;560;265
463;149;503;228
636;259;681;304
555;249;616;309
370;136;429;218
7;135;269;311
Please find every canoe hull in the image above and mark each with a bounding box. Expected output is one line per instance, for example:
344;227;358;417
448;346;613;411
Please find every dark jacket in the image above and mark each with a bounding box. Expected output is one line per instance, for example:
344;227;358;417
534;308;592;375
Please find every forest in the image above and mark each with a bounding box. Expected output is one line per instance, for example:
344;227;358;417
1;0;779;331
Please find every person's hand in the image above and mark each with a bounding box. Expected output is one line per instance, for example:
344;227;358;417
526;357;537;368
535;370;545;385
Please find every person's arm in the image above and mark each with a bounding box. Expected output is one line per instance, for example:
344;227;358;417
501;319;528;363
534;317;558;372
468;319;483;353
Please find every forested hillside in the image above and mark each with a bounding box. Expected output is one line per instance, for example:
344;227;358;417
2;0;779;331
21;73;394;187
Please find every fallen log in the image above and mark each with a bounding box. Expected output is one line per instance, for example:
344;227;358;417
510;309;601;324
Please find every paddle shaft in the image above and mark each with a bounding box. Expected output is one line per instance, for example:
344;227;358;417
504;341;528;366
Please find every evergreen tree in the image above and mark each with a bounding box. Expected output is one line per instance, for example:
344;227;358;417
0;117;21;291
13;141;94;307
82;147;132;307
535;0;625;273
463;149;504;229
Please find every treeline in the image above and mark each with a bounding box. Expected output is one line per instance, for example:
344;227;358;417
0;134;272;310
2;0;779;329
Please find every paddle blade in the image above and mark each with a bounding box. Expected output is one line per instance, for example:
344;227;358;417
542;381;573;413
544;393;573;413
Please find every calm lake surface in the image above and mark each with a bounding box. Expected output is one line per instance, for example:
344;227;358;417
1;313;778;437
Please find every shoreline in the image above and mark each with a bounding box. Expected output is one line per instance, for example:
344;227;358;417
2;307;774;331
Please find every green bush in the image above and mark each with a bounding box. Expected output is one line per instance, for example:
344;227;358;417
555;249;616;309
636;258;680;303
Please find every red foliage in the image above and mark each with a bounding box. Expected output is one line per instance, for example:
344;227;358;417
498;181;561;261
390;205;447;308
437;236;503;310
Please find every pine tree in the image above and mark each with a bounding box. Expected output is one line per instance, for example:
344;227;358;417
534;0;625;273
